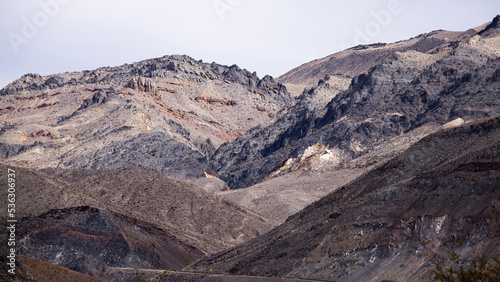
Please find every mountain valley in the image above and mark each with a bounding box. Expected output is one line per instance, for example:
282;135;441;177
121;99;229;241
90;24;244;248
1;14;500;282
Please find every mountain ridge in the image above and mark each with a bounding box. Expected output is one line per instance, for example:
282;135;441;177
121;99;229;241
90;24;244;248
0;163;275;278
188;114;500;281
1;15;500;282
0;54;292;182
212;22;500;189
277;29;471;86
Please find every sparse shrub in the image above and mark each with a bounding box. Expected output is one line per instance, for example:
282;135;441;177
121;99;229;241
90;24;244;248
132;268;147;282
428;240;500;281
430;255;500;281
153;270;170;281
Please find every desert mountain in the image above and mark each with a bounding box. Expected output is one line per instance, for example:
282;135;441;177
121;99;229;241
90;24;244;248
0;164;274;278
1;14;500;282
17;206;204;276
212;20;500;190
0;55;291;182
278;29;470;88
0;247;103;282
189;114;500;281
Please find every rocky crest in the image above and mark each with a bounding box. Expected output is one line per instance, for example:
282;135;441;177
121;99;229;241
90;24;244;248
0;55;291;182
277;29;471;86
2;15;500;282
189;115;500;281
479;15;500;38
212;24;500;189
0;163;275;280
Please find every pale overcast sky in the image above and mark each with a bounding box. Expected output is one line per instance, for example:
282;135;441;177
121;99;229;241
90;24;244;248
1;0;499;88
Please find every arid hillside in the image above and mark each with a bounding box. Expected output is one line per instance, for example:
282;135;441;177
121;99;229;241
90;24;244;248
0;164;274;278
278;29;468;87
1;14;500;282
0;55;291;182
189;115;500;281
213;19;500;189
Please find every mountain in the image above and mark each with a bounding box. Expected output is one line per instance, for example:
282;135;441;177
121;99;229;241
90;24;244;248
2;14;500;282
0;249;103;282
277;29;470;87
0;55;291;182
212;22;500;189
188;114;500;281
17;206;204;276
0;164;274;277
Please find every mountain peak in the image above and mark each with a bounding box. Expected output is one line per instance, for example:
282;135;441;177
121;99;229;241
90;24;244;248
277;29;465;86
478;14;500;37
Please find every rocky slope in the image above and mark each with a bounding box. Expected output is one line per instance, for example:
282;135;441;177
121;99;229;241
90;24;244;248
188;114;500;281
217;168;364;225
17;206;204;276
277;29;469;87
0;248;103;282
2;15;500;282
102;268;322;281
0;55;291;182
0;164;274;278
212;20;500;189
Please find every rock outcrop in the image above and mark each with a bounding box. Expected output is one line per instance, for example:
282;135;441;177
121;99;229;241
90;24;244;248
189;115;500;281
0;55;291;182
126;76;157;93
18;206;204;276
277;29;471;86
212;24;500;189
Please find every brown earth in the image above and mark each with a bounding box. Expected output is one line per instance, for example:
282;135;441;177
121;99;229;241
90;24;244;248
1;15;500;282
0;164;274;277
0;55;291;182
188;115;500;281
0;247;102;282
277;29;468;86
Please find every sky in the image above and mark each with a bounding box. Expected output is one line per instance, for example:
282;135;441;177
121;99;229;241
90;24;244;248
1;0;499;88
